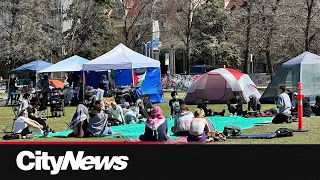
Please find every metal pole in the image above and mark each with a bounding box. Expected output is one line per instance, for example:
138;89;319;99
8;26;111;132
250;54;253;74
297;82;303;130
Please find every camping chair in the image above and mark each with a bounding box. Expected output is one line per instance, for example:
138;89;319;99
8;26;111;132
2;103;21;133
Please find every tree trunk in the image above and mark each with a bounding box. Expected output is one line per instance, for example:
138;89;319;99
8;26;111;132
186;43;191;75
244;6;251;74
305;0;313;51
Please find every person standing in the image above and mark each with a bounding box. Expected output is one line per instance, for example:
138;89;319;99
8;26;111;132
100;75;110;94
6;75;17;106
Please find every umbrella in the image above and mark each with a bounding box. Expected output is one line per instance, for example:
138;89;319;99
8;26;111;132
49;80;64;89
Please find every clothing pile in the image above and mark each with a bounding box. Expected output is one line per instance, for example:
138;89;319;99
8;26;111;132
205;131;227;142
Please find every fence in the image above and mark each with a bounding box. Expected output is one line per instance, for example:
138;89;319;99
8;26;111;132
161;74;196;91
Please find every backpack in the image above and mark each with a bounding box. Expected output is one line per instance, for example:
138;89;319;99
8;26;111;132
275;128;293;137
223;125;242;136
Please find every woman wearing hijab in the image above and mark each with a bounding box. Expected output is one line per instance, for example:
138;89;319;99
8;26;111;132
141;106;169;142
68;104;89;138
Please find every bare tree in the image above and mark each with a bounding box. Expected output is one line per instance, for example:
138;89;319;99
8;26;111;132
169;0;204;74
111;0;160;51
62;0;116;59
0;0;58;69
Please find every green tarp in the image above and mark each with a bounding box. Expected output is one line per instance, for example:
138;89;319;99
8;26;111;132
34;116;273;139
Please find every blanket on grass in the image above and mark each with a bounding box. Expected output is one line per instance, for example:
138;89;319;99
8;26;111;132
34;116;273;139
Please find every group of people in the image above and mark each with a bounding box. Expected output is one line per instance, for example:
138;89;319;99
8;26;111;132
12;79;320;142
272;84;320;124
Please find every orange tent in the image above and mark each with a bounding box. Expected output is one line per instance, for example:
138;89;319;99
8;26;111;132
49;79;64;89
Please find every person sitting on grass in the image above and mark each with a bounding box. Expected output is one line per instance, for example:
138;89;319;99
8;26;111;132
86;100;114;137
248;94;261;112
140;106;169;142
272;84;292;124
311;96;320;116
14;109;48;137
136;99;149;119
171;104;194;136
290;92;312;118
227;92;244;116
169;91;185;118
26;102;55;133
123;102;138;124
109;102;125;125
68;103;89;138
187;108;210;143
197;99;225;117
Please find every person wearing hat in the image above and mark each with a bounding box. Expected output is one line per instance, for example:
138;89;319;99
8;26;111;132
291;92;312;117
169;91;185;118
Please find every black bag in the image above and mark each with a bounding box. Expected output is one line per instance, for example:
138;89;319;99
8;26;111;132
3;133;19;140
223;125;242;136
275;128;293;137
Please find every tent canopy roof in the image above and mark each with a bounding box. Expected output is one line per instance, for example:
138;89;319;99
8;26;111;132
283;51;320;66
82;43;160;71
38;55;89;73
9;60;53;74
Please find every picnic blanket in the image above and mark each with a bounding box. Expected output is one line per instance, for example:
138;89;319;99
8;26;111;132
34;116;273;139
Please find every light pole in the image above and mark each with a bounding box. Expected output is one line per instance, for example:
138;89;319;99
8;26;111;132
250;54;254;74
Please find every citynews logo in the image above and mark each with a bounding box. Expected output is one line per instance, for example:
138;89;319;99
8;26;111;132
16;151;129;175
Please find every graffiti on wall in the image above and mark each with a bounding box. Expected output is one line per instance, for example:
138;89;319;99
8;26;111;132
161;74;196;91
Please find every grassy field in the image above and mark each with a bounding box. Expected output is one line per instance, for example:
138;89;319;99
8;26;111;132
0;92;319;143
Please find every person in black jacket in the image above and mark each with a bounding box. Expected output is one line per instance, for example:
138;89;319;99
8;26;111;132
291;92;312;117
311;96;320;116
227;92;244;115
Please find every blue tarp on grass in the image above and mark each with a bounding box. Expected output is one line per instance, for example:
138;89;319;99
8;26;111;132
34;116;273;139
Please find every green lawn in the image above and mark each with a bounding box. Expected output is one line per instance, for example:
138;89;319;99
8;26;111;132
0;92;319;143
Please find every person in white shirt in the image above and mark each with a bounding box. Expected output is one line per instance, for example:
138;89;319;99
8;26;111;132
171;104;194;136
19;93;30;114
95;83;105;102
109;102;125;125
14;109;47;136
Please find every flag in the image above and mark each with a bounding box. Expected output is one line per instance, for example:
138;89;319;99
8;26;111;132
133;69;147;87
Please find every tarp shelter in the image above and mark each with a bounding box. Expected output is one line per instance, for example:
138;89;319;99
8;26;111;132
82;43;164;103
9;60;53;74
184;68;261;104
38;55;89;73
260;51;320;104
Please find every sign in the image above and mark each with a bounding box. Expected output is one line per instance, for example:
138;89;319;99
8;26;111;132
165;53;169;65
152;20;160;50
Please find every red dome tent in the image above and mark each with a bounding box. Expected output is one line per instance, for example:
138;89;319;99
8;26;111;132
184;68;261;104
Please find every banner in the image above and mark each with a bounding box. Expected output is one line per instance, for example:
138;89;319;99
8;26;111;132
165;52;169;65
152;20;160;50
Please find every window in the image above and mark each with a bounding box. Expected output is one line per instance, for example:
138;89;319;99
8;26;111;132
177;0;183;12
162;0;167;14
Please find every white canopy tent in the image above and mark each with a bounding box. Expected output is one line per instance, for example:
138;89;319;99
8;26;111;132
38;55;89;73
82;43;160;71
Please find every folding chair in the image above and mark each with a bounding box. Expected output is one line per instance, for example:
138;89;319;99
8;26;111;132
2;103;21;133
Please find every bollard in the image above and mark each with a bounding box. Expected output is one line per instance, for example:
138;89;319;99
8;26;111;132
297;82;303;130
